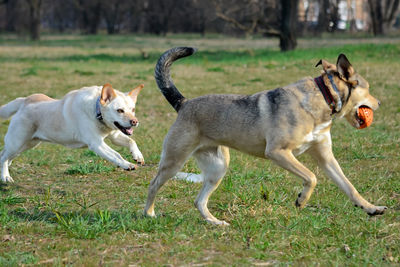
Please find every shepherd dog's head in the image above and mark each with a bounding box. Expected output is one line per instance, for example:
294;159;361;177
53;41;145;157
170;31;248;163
317;54;379;129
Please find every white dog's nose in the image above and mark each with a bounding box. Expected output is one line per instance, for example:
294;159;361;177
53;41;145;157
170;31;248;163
130;118;138;126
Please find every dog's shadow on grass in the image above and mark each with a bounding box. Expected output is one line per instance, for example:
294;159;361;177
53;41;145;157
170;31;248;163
0;183;10;192
8;207;163;238
0;182;25;192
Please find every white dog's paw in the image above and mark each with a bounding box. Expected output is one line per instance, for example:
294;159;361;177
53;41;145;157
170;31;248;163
1;175;14;183
132;151;145;165
206;218;230;226
356;203;387;216
365;205;387;216
120;162;136;171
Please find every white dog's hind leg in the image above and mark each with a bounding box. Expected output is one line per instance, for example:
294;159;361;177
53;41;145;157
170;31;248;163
108;131;144;165
194;146;230;226
1;139;40;183
1;120;39;183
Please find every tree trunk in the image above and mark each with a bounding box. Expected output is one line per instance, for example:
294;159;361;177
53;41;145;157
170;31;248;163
280;0;298;51
368;0;383;35
348;0;357;33
5;0;17;32
88;1;101;34
328;0;340;32
368;0;400;35
105;3;119;34
26;0;42;40
76;0;101;35
316;0;330;34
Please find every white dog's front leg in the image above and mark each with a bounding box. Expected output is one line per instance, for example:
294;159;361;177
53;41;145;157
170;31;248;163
88;140;136;170
108;131;144;165
130;141;144;165
1;158;14;183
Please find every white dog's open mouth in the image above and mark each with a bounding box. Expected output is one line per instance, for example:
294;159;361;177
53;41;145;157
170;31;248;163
114;122;133;135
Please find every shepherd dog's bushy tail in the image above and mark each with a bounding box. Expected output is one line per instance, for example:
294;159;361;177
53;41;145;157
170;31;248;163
154;47;197;112
0;97;25;119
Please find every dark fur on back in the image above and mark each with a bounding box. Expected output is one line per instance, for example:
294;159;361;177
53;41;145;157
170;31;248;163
154;47;197;111
266;88;298;127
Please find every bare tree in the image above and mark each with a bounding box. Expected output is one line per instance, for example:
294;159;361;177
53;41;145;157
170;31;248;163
144;0;178;35
213;0;298;51
0;0;16;32
316;0;330;33
367;0;400;35
101;0;132;34
25;0;42;40
280;0;298;51
46;0;78;32
74;0;102;34
328;0;340;32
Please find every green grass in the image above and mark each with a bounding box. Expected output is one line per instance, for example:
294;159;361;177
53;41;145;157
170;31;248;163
0;34;399;266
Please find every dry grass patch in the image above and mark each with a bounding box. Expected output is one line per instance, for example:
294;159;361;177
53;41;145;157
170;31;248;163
0;34;399;265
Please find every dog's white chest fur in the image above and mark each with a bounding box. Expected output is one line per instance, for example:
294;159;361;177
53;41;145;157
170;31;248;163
293;120;332;156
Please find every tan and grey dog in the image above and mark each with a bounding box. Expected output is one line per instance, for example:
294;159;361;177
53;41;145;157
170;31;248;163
0;83;144;183
144;47;386;225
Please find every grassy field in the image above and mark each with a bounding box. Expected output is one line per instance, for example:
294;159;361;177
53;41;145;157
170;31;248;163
0;34;399;266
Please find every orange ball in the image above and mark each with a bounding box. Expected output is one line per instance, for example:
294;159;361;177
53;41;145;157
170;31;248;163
358;106;373;129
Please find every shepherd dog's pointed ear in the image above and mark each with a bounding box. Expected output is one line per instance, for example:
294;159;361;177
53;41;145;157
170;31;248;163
100;83;116;105
315;59;337;73
336;54;355;81
128;84;144;102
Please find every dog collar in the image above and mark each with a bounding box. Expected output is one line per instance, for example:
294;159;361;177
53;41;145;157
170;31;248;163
327;74;342;111
314;75;342;114
96;96;103;121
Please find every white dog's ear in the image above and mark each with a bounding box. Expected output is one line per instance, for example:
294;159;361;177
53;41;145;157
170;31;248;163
100;83;116;105
128;84;144;102
315;59;337;73
336;54;355;81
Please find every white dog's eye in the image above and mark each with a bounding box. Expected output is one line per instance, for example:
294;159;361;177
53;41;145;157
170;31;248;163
117;109;124;113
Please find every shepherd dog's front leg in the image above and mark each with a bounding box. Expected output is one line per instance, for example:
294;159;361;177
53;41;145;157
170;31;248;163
309;141;387;216
265;147;317;209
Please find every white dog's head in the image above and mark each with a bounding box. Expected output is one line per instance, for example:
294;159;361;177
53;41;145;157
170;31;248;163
99;83;144;135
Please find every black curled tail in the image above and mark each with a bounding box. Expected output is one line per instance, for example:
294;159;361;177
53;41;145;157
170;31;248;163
154;47;197;112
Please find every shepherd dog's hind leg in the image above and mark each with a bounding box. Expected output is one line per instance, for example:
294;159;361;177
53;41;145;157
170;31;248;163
144;127;199;217
194;145;230;225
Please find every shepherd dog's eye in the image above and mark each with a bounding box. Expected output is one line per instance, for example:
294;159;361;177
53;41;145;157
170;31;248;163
117;109;124;113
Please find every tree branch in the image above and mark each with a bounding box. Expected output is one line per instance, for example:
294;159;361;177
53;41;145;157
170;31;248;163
387;0;400;23
215;11;281;36
215;11;252;32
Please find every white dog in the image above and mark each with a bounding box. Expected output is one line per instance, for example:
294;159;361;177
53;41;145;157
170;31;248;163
0;83;144;183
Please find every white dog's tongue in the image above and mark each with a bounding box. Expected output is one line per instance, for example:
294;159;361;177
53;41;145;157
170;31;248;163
126;128;133;135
